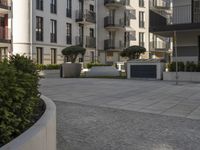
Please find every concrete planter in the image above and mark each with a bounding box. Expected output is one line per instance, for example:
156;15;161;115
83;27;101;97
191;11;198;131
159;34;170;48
0;96;56;150
39;70;60;78
163;72;200;82
86;66;120;77
62;63;82;78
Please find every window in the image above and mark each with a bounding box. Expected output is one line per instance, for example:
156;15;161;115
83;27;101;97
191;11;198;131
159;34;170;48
0;47;7;62
50;0;57;14
36;0;43;10
36;16;43;41
89;28;94;37
139;0;144;7
90;51;94;63
139;11;145;28
36;47;43;64
66;0;72;17
51;48;57;64
50;19;57;43
139;32;144;47
124;32;130;48
66;23;72;44
90;5;94;12
193;0;200;23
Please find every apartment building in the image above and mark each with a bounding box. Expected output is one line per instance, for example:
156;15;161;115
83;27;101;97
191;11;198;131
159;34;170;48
0;0;11;62
12;0;96;64
150;0;200;63
97;0;149;64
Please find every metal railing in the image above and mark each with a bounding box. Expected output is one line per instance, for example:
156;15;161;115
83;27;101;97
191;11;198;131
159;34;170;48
75;36;83;47
104;39;124;50
150;41;170;50
86;36;96;48
76;10;96;23
50;33;57;43
0;27;11;42
104;16;124;28
149;0;171;9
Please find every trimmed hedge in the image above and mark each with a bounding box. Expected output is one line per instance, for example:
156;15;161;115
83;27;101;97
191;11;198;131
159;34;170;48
36;64;60;70
168;61;200;72
0;55;40;146
87;63;112;69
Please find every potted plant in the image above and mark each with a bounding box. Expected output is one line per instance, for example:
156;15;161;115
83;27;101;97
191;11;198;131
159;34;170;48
61;46;86;78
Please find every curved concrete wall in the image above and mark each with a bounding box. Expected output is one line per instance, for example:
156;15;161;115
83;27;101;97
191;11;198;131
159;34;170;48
12;0;31;56
0;96;56;150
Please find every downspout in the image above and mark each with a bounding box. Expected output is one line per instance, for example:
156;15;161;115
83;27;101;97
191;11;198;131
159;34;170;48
29;0;33;59
11;0;13;56
95;0;98;63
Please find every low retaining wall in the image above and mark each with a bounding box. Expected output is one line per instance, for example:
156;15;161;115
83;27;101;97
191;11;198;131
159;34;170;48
1;96;56;150
39;70;60;78
163;72;200;82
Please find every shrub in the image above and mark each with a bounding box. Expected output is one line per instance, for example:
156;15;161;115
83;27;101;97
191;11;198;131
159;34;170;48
120;45;146;60
0;55;40;146
168;62;185;72
36;64;60;70
62;46;86;63
87;63;111;69
185;61;197;72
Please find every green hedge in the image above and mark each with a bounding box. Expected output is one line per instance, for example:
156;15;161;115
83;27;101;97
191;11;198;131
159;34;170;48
36;64;60;70
87;63;112;69
0;55;40;146
168;61;200;72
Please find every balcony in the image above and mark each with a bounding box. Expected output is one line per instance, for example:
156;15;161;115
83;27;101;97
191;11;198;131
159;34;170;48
150;41;170;51
104;39;124;51
0;27;11;43
86;36;96;48
75;36;84;47
76;10;96;25
104;16;124;31
0;0;11;13
104;0;130;9
150;0;171;10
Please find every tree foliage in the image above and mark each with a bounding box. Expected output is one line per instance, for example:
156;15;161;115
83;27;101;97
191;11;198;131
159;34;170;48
120;45;146;60
62;46;86;63
0;55;40;146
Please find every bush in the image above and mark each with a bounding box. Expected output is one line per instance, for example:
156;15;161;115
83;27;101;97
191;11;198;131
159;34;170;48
185;61;197;72
0;55;40;146
87;63;111;69
62;46;86;63
168;62;185;72
36;64;60;70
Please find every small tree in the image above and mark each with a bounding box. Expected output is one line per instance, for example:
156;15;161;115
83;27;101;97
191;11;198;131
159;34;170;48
62;46;86;63
120;45;146;60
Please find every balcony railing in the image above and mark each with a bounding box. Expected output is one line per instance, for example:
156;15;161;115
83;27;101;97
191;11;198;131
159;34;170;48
0;0;11;10
104;16;124;28
50;4;57;14
86;36;96;48
0;27;11;43
50;33;57;43
66;8;72;18
76;10;96;24
150;41;170;50
66;35;72;44
75;36;83;47
104;0;130;7
104;39;124;50
150;0;170;9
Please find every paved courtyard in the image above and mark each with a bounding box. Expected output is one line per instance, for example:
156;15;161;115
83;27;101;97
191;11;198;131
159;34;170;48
40;78;200;150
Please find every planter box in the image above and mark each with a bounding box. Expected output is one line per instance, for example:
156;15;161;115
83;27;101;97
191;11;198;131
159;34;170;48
62;63;82;78
163;72;200;82
86;66;120;77
1;96;56;150
39;70;60;78
127;60;165;80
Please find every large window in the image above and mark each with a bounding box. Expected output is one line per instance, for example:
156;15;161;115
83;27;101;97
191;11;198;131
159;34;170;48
50;19;57;43
66;23;72;44
193;0;200;23
139;11;145;28
139;32;144;47
36;16;43;41
51;48;57;64
50;0;57;14
139;0;144;7
36;0;43;10
36;47;43;64
66;0;72;18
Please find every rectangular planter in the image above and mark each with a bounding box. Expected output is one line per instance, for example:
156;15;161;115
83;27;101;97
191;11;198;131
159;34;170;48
163;72;200;82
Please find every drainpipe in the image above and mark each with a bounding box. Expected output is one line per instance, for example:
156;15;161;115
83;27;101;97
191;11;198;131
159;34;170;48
29;0;33;59
95;0;98;63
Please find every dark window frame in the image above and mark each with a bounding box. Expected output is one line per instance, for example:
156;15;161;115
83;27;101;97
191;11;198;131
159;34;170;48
36;16;43;41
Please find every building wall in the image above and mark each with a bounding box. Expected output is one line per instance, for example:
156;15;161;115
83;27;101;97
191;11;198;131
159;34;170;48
12;0;96;65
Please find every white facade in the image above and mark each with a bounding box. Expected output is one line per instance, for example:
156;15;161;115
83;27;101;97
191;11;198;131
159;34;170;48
97;0;149;64
12;0;96;64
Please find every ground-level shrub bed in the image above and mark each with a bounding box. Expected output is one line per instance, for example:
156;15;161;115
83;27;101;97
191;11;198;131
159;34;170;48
0;55;44;147
36;64;61;70
168;61;200;72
